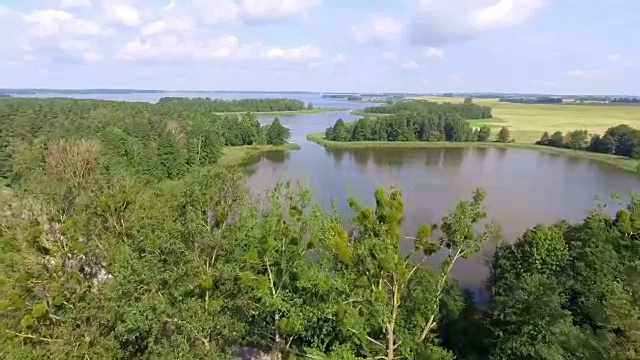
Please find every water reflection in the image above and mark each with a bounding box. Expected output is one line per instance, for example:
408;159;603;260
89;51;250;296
261;149;290;164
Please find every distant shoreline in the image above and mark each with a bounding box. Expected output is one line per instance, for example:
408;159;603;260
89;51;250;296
306;133;640;173
213;107;348;115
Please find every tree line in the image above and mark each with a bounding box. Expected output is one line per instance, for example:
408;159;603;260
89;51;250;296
2;97;639;360
158;97;311;112
0;98;290;182
535;123;640;159
362;101;493;120
498;97;563;104
324;114;512;143
574;96;640;103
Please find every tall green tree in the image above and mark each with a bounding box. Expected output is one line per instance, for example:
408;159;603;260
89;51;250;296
265;118;291;146
496;127;511;143
477;126;492;142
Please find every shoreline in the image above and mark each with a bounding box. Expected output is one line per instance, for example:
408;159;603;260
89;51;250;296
214;107;347;116
220;143;301;167
306;133;640;173
349;109;392;117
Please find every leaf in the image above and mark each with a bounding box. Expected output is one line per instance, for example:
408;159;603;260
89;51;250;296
21;314;35;329
31;301;48;318
200;276;213;290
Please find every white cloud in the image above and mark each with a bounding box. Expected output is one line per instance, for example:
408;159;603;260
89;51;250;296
424;47;444;58
141;18;193;36
381;51;398;62
104;2;142;27
411;0;548;45
190;0;240;25
240;0;322;21
60;0;92;8
59;39;94;51
568;68;612;80
332;54;347;64
117;34;322;63
608;53;622;61
264;44;322;61
81;50;104;61
402;60;419;70
117;35;240;61
351;14;405;44
23;9;110;37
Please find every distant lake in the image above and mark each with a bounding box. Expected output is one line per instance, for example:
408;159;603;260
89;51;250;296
17;91;640;288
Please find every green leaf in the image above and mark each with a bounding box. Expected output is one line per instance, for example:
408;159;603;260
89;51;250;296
31;301;48;318
21;315;35;329
200;276;213;290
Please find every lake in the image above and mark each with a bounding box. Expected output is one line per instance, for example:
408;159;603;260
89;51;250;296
15;91;640;288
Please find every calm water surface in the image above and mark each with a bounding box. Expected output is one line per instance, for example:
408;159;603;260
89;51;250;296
243;98;640;288
16;91;640;287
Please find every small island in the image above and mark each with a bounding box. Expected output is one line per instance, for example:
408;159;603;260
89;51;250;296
157;96;346;115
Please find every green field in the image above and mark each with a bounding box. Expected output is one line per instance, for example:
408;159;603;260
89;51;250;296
414;96;640;143
214;107;347;116
306;133;640;173
219;143;300;166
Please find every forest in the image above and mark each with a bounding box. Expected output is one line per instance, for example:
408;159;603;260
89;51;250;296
157;97;311;112
536;124;640;159
0;98;290;181
362;101;493;120
498;97;563;104
324;114;511;144
1;97;640;360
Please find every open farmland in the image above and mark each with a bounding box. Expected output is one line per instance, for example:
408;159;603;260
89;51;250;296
414;96;640;143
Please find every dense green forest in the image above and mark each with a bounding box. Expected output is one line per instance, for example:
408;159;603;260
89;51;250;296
1;97;640;360
362;101;493;120
158;97;311;112
324;115;509;144
536;124;640;159
0;98;290;182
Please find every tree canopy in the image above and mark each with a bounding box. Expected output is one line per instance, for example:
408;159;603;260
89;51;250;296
324;114;487;143
535;124;640;159
158;97;307;112
362;100;493;120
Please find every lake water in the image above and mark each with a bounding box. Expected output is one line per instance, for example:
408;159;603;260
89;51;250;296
15;91;640;288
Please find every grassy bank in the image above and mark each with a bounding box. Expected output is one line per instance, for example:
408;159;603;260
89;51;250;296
412;96;640;143
306;133;640;173
214;107;347;116
219;143;301;166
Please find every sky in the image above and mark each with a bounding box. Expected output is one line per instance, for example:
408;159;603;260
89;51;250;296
0;0;638;94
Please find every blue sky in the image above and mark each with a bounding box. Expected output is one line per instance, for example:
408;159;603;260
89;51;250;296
0;0;638;94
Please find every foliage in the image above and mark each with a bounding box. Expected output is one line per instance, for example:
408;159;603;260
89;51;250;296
495;127;511;143
264;118;291;146
362;100;493;120
324;113;484;143
536;123;640;159
0;98;293;182
3;96;640;360
158;97;306;112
